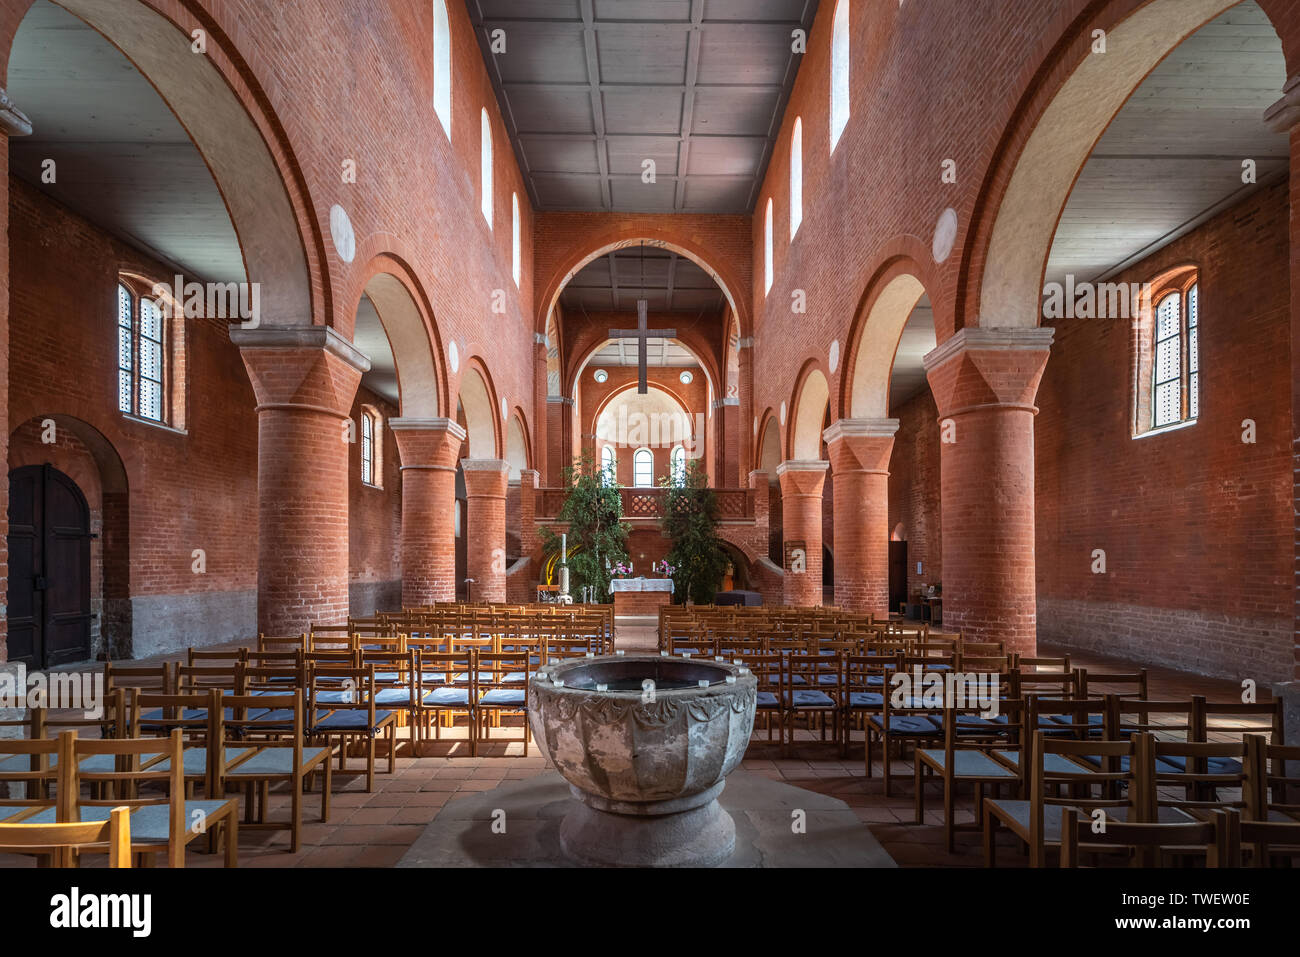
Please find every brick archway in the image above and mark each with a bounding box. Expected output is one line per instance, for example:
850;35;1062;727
355;257;447;420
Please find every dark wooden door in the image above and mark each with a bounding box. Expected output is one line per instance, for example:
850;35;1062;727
6;465;93;667
888;540;908;616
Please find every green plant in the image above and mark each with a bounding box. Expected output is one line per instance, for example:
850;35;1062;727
540;453;629;604
659;458;729;605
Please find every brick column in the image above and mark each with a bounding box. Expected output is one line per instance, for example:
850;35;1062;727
532;335;548;488
825;418;898;617
461;458;510;603
546;395;574;483
390;417;464;608
776;460;829;607
924;327;1053;654
518;468;541;562
1265;79;1300;678
0;90;31;661
748;469;770;538
232;326;369;634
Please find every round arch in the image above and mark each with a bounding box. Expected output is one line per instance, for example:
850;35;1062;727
15;0;321;327
506;411;531;479
457;361;500;460
537;233;751;340
355;255;447;419
840;246;938;420
569;336;719;408
967;0;1271;331
788;365;830;461
757;412;782;474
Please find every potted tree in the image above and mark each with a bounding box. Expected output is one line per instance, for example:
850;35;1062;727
540;453;630;604
659;458;729;606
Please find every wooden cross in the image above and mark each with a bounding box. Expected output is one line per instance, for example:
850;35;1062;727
609;300;675;394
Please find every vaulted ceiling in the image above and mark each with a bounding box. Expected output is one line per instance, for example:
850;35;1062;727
467;0;818;214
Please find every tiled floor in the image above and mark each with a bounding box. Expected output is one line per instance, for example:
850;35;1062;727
0;622;1273;868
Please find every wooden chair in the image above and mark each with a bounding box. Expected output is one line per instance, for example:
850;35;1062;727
306;663;395;792
217;692;331;853
745;652;785;746
916;696;1025;851
0;806;133;868
1077;668;1148;700
1060;806;1231;868
475;651;530;754
104;661;173;697
845;652;896;774
55;729;240;868
867;656;947;796
784;650;842;749
984;731;1138;868
417;650;476;756
0;736;61;821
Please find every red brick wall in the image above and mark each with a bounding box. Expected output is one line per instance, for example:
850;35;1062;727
8;182;404;654
1035;182;1292;682
888;390;943;597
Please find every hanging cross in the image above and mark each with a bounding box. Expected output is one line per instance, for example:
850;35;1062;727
609;300;675;394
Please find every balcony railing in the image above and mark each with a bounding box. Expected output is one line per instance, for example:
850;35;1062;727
538;486;755;522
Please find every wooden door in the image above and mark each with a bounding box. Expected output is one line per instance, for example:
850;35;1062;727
888;540;908;616
6;465;93;667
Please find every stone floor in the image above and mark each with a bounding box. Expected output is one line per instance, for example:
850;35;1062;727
0;618;1273;868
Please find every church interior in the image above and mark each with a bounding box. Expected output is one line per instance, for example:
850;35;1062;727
0;0;1298;886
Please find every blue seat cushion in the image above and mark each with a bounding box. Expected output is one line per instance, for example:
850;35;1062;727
848;691;884;708
24;800;234;842
755;691;779;709
956;713;1011;730
501;672;529;684
225;746;331;777
152;747;254;776
1155;755;1243;776
423;687;471;706
479;689;526;706
311;710;395;734
373;689;417;706
314;690;360;705
784;689;835;708
868;714;942;735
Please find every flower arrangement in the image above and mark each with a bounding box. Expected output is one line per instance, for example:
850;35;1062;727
612;561;634;578
653;560;676;577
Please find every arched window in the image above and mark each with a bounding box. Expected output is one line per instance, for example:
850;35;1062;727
361;408;382;487
790;117;803;239
763;198;774;295
433;0;452;139
633;448;654;488
600;444;616;484
481;108;493;227
512;192;522;288
830;0;850;152
670;446;686;486
1136;269;1200;435
116;281;169;424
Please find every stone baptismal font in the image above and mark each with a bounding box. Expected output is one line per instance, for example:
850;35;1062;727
528;653;756;867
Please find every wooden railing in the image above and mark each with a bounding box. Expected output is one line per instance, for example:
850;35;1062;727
538;487;755;521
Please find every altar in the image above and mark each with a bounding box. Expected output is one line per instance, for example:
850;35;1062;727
610;577;674;617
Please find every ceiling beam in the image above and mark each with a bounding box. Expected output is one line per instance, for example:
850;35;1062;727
674;0;706;212
578;0;611;210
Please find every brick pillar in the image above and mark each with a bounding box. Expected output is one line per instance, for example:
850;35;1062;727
1265;79;1300;678
546;395;573;483
0;91;31;661
461;459;510;603
738;336;754;478
390;417;464;608
776;460;829;607
518;468;541;561
924;327;1053;654
748;469;770;539
825;418;898;617
232;326;369;634
531;336;547;485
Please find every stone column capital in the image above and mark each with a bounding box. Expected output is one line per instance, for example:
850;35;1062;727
748;468;772;488
461;459;511;498
518;468;540;488
0;88;32;137
1265;75;1300;133
391;418;465;471
230;324;372;374
824;419;898;474
776;459;829;497
924;327;1054;420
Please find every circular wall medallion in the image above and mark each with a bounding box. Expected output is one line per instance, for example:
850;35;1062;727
932;208;958;264
329;204;356;263
593;369;608;383
448;340;460;373
828;339;840;374
679;370;693;385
